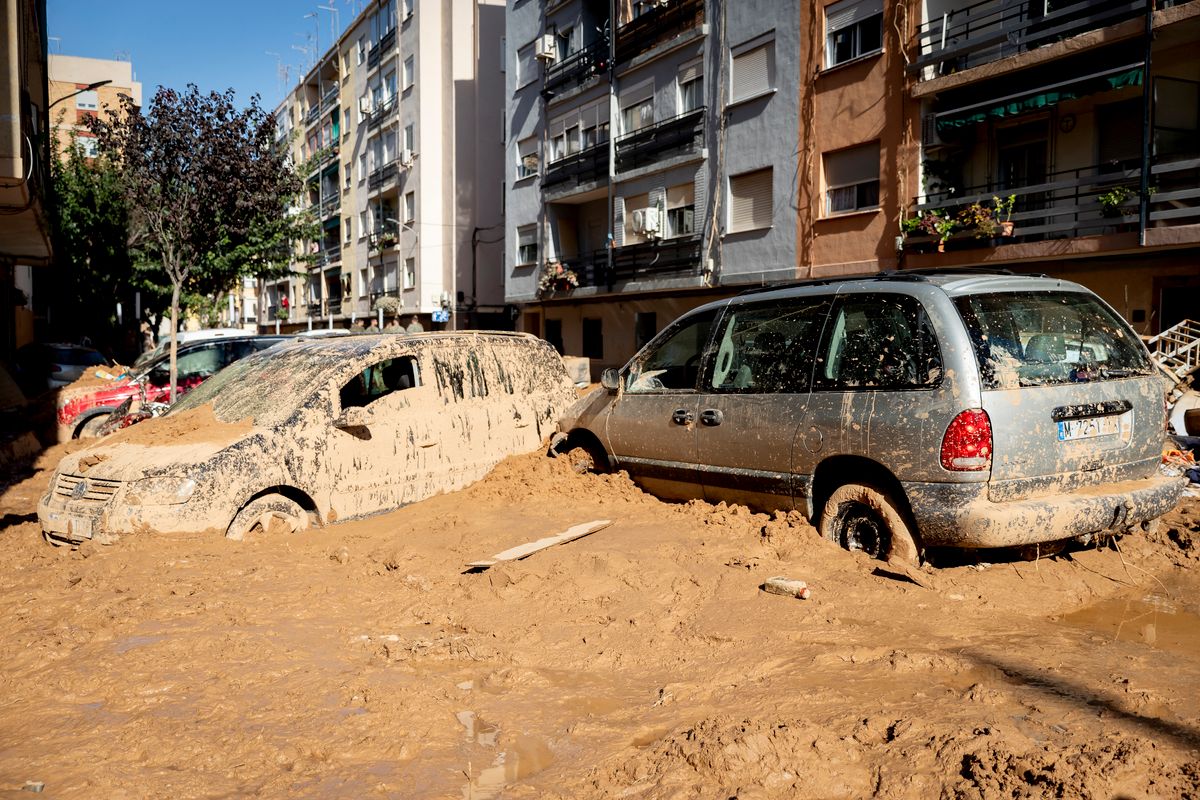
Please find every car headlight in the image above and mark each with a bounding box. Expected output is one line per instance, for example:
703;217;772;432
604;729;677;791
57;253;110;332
126;477;196;506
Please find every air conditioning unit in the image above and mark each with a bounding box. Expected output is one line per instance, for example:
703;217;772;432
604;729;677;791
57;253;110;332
400;148;414;167
642;206;660;235
921;115;948;150
630;209;646;233
535;34;557;62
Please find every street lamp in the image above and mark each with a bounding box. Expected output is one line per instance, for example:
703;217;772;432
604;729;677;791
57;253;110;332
49;79;113;110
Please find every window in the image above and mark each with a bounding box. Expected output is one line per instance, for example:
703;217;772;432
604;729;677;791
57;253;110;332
817;294;941;390
75;89;98;110
358;92;369;123
516;136;539;179
730;37;775;103
339;357;419;410
729;168;773;232
679;65;703;113
549;117;580;162
404;257;416;289
544;319;563;354
517;42;537;88
824;142;880;215
404;123;415;152
357;36;367;65
403;191;415;223
626;310;718;394
516;224;538;266
825;0;883;68
344;217;352;243
384;130;397;164
582;318;604;360
666;184;695;238
635;312;657;350
403;56;415;90
708;298;833;393
384;70;397;103
402;0;414;20
359;211;369;237
359;268;368;297
76;136;98;158
620;85;654;134
344;162;351;190
358;152;368;182
343;106;351;138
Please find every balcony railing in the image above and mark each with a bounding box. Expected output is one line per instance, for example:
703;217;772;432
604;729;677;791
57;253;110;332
321;84;340;110
911;0;1146;77
904;155;1200;252
368;161;398;191
544;38;609;95
307;301;322;318
313;244;342;267
369;27;396;69
367;96;397;129
543;142;610;189
369;232;400;252
616;0;704;65
573;235;702;288
615;107;705;172
320;193;341;219
304;105;321;127
370;288;400;305
327;297;343;315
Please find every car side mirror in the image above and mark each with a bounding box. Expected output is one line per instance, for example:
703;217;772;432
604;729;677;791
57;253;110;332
335;406;373;429
600;368;621;393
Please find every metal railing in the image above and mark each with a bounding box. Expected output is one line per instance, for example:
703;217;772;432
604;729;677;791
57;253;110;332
542;141;610;189
368;161;398;191
616;0;704;65
327;297;343;315
911;0;1146;76
615;107;705;172
572;235;702;288
370;288;399;305
544;38;609;95
304;105;321;127
369;28;396;69
320;193;341;219
321;84;340;110
367;96;397;129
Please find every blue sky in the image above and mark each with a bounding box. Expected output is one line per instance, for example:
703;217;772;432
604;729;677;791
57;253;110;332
48;0;361;110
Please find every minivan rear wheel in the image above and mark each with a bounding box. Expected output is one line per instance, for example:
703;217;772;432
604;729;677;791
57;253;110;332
227;494;310;541
819;483;919;563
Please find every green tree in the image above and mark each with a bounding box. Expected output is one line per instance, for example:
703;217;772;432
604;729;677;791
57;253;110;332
89;85;313;400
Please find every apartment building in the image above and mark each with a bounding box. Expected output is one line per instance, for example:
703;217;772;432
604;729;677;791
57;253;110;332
1;0;50;357
506;0;803;373
265;0;507;333
902;0;1200;334
48;55;142;158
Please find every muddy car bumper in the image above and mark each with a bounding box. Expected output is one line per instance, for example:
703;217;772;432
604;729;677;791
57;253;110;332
908;474;1186;549
37;494;209;544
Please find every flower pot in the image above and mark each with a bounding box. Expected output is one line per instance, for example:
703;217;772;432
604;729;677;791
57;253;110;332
1000;221;1015;237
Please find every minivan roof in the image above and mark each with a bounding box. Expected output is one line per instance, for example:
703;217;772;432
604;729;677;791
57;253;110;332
728;269;1089;302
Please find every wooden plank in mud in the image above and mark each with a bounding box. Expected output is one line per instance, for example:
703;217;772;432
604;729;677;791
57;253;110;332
466;520;613;568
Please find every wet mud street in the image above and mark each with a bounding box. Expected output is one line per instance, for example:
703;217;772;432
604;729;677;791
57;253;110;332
1;444;1199;798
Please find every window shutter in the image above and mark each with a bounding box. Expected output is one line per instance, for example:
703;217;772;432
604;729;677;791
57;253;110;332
825;142;879;188
667;183;695;208
678;61;701;85
620;79;654;109
826;0;882;34
729;168;773;232
613;197;626;247
732;42;772;102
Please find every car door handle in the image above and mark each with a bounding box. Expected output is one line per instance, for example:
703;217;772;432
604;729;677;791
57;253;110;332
699;409;723;426
671;408;694;425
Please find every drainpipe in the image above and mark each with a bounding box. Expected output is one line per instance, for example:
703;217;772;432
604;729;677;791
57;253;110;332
606;0;617;286
1138;0;1153;247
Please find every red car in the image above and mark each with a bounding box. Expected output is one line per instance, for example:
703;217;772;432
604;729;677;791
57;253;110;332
57;335;291;441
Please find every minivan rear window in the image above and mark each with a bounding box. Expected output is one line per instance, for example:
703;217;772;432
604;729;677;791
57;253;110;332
953;291;1152;390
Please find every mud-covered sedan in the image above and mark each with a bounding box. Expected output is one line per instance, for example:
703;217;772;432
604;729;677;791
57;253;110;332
39;333;575;544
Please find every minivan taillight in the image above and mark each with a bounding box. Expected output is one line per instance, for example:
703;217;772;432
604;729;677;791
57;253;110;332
941;409;992;471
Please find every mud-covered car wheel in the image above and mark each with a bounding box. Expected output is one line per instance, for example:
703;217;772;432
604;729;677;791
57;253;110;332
819;483;919;563
226;494;310;541
77;415;109;439
564;443;605;475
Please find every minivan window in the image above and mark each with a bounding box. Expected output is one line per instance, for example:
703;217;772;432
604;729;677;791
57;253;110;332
708;298;832;393
626;309;717;393
817;294;942;390
954;291;1152;389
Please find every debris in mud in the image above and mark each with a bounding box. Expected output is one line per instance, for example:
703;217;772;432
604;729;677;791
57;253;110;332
762;576;811;600
873;557;937;589
466;519;612;569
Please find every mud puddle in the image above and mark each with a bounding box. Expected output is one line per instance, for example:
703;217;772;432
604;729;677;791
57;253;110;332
1058;578;1200;658
461;733;554;800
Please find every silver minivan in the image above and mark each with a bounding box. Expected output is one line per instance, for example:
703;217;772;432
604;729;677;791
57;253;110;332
554;271;1183;561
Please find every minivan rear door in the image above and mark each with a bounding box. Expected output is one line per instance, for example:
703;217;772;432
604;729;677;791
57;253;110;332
694;296;833;513
952;290;1163;499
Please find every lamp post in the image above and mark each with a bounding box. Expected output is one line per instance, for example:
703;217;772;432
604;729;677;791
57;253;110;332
49;79;113;110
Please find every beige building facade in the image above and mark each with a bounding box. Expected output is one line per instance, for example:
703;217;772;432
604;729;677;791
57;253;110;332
48;54;142;159
265;0;507;334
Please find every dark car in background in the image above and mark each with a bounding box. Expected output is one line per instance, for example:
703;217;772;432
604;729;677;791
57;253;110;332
14;343;110;393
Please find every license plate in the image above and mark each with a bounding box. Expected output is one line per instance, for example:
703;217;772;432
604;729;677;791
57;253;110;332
1057;413;1127;442
43;511;93;539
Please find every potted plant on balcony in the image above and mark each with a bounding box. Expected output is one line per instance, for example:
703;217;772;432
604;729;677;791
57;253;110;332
994;194;1016;237
536;260;579;298
1098;185;1137;219
901;209;958;252
957;201;1000;240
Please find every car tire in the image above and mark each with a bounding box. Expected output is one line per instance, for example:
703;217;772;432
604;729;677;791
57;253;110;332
77;415;109;439
819;482;920;563
563;443;605;475
226;494;310;541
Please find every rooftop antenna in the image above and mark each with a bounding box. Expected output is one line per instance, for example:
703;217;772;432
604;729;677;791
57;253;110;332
266;51;291;98
291;42;313;72
304;11;320;65
318;5;340;48
48;36;61;54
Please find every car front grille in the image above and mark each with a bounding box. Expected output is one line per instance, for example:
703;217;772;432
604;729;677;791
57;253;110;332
53;474;122;504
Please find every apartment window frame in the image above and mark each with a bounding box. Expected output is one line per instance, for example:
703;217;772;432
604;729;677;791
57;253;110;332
76;135;98;158
344;217;353;244
403;56;415;91
516;136;539;180
402;0;414;21
517;42;538;89
728;167;774;233
357;36;367;65
403;191;415;224
403;257;416;289
403;123;415;152
823;141;881;216
729;33;776;105
516;224;538;267
825;0;884;69
75;89;98;111
359;210;369;239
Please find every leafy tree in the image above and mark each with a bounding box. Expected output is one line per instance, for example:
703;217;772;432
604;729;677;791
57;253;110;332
89;85;313;400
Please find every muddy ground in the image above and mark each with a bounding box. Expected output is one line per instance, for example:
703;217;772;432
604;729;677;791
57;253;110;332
1;444;1199;799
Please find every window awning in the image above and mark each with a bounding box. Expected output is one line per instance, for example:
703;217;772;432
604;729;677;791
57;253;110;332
935;63;1144;134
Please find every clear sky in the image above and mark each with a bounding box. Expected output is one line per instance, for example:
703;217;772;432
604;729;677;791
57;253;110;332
48;0;362;110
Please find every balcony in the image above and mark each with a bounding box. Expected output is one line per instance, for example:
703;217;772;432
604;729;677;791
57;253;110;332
370;288;399;305
543;39;609;96
573;235;702;288
313;244;342;267
367;96;397;129
321;84;340;110
911;0;1147;78
368;161;398;191
543;142;610;189
327;297;343;316
320;193;341;219
304;104;321;128
902;155;1200;252
369;232;399;252
615;0;704;65
307;301;322;318
615;107;705;172
369;27;396;69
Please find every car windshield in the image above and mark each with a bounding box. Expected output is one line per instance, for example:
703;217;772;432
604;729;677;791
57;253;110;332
954;291;1153;390
170;345;334;427
53;348;107;366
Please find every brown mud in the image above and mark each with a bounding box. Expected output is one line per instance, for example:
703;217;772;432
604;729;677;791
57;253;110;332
103;403;254;447
1;448;1198;798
